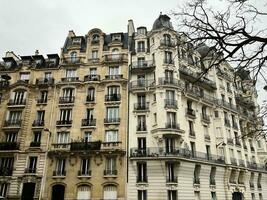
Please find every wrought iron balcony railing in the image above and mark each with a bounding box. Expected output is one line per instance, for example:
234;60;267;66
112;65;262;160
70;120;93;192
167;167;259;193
4;120;22;127
105;94;121;101
0;168;13;176
164;99;178;109
84;75;100;82
30;141;41;147
61;77;80;82
56;120;72;126
131;60;155;70
58;96;75;104
158;77;181;87
36;78;54;86
78;170;91;176
7;99;26;106
24;168;36;173
105;74;123;80
133;102;149;111
104;118;120;124
32;120;44;127
130;79;155;89
81;119;96;127
0;142;19;150
166;176;178;183
53;170;66;176
104;169;117;176
70;141;101;151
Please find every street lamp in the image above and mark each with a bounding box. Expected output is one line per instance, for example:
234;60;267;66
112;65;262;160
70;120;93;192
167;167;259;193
39;128;52;200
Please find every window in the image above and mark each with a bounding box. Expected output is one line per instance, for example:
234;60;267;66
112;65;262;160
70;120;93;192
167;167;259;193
12;90;26;104
105;130;118;142
33;132;41;143
107;86;120;101
214;111;219;118
137;162;147;182
90;68;97;75
191;142;196;157
112;34;121;41
106;107;119;122
84;132;92;142
153;113;157;124
137;137;146;150
55;158;66;176
105;157;116;175
210;167;216;185
167;190;177;200
80;159;90;176
66;69;76;78
57;132;69;144
163;34;171;44
194;191;200;200
77;185;91;200
103;185;117;200
251;193;255;200
0;183;9;198
109;66;119;76
188;121;194;136
27;156;37;173
166;163;176;182
165;70;174;82
6;132;17;142
166;90;175;101
194;165;201;184
39;90;48;103
137;57;145;67
44;72;52;80
137;28;146;35
165;137;175;154
62;88;74;98
259;193;263;200
92;34;99;42
138;190;147;200
137;41;145;52
87;87;95;102
137;115;146;131
164;51;173;64
167;112;176;127
72;38;81;44
20;72;30;82
70;52;77;62
36;110;45;122
59;109;72;123
92;50;98;59
206;145;211;160
7;111;22;124
0;157;14;176
86;109;94;121
137;94;146;107
211;192;217;200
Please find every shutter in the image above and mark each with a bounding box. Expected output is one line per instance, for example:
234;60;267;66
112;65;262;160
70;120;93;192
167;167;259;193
103;185;117;199
77;185;90;200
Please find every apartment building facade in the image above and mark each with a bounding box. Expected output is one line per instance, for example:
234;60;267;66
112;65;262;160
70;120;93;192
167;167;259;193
127;14;267;200
0;13;266;200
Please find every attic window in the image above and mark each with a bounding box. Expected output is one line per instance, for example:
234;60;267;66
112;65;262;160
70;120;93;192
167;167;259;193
72;38;81;45
112;34;121;42
92;34;100;43
137;28;146;35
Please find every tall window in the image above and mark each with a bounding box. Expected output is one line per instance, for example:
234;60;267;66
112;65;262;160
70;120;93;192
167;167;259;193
166;163;176;182
70;52;77;63
66;69;76;78
33;132;41;143
55;158;66;176
87;87;95;102
39;90;48;103
167;112;176;126
165;70;173;82
106;107;119;122
137;115;146;131
191;142;196;157
109;66;119;76
77;185;91;200
164;51;173;64
210;167;216;185
0;157;14;176
12;90;25;104
84;132;92;142
80;158;90;176
107;86;120;101
6;132;18;142
165;137;175;154
105;130;118;142
36;110;45;122
188;121;194;135
90;68;97;75
137;138;146;150
137;162;147;182
138;190;147;200
20;72;30;82
8;111;22;122
59;109;72;122
137;41;145;52
103;185;117;200
86;109;94;121
167;190;177;200
62;88;74;98
163;34;171;44
27;156;37;173
105;157;116;175
137;94;146;108
194;165;201;184
0;183;9;198
92;50;98;59
166;90;175;101
57;132;69;144
211;192;217;200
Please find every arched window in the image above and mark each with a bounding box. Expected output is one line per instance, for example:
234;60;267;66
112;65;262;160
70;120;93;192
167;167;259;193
77;185;91;200
103;185;117;200
70;52;77;63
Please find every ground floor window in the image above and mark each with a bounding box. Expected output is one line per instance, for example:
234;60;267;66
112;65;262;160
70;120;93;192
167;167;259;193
103;185;117;200
77;185;91;200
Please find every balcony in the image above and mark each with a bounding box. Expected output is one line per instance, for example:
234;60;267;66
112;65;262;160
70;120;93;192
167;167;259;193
36;98;47;104
230;158;237;166
104;74;123;80
78;170;91;177
24;168;36;174
30;141;41;147
36;78;54;87
81;119;96;127
165;123;180;130
70;141;101;151
219;100;237;112
130;79;155;91
104;118;120;124
137;176;148;183
7;99;26;106
56;120;72;126
160;39;176;47
104;169;117;176
62;57;82;65
105;94;121;102
135;48;147;53
131;60;155;73
164;99;178;109
137;124;147;132
102;141;122;149
61;77;80;82
0;168;13;176
186;108;196;118
227;138;234;145
3;120;22;128
0;81;9;89
200;93;218;104
133;102;149;111
53;170;66;177
201;113;210;123
103;54;127;63
84;75;100;82
58;96;75;104
0;142;19;150
158;77;182;87
210;177;216;185
32;120;44;127
163;59;174;65
130;147;225;164
166;176;178;183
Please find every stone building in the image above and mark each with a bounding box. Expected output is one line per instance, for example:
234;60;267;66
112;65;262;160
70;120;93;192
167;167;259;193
0;13;266;200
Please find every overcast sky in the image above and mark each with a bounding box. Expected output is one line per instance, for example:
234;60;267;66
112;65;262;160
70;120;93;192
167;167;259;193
0;0;266;105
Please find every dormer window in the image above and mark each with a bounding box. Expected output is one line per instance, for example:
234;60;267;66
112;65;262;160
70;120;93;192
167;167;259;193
92;34;100;43
72;38;81;45
70;52;77;63
137;28;146;35
112;34;121;42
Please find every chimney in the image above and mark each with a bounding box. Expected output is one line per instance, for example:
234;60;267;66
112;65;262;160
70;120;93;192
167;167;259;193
68;30;76;38
127;19;135;37
35;50;39;55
